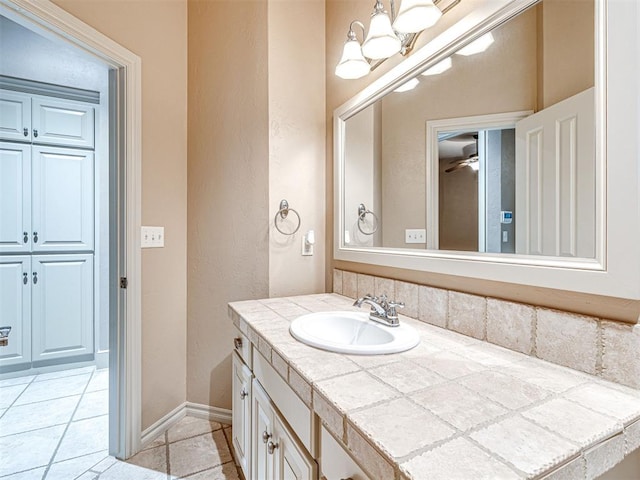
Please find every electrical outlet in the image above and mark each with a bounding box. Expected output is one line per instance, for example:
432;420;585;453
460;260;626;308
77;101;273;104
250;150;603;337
141;226;165;248
405;229;426;244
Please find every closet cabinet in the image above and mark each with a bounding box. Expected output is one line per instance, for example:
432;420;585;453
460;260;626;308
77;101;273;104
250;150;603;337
31;254;94;362
0;91;31;142
0;143;94;253
0;142;31;253
0;254;94;369
0;91;95;148
0;256;31;367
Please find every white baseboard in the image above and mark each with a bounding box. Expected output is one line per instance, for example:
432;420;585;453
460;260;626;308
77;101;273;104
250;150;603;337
186;402;232;425
140;402;232;450
140;403;187;449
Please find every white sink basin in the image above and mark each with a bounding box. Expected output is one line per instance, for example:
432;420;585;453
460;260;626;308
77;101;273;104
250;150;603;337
289;311;420;355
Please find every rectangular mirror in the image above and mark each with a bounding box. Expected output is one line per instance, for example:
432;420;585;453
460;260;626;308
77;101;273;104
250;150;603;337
333;0;640;300
341;0;596;259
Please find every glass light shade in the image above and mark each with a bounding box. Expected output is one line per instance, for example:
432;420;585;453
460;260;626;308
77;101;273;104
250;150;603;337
335;39;371;79
393;0;442;34
456;32;495;56
421;57;452;76
393;77;420;93
362;11;401;60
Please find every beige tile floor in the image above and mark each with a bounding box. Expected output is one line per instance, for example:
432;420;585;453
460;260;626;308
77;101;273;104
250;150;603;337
0;367;241;479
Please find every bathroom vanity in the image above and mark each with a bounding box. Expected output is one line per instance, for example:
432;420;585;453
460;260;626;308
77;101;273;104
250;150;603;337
229;293;640;480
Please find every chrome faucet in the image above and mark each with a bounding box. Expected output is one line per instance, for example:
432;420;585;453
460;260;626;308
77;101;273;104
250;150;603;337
353;294;404;327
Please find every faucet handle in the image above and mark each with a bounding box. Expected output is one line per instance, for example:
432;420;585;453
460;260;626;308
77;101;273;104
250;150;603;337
386;300;404;317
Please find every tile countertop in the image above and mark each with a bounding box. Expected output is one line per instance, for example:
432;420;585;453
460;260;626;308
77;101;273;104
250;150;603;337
228;294;640;480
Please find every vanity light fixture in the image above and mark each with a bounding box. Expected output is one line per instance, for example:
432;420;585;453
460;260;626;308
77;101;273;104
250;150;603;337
421;56;452;76
393;77;420;92
335;0;459;79
335;21;371;79
393;0;442;33
456;32;495;56
362;1;401;60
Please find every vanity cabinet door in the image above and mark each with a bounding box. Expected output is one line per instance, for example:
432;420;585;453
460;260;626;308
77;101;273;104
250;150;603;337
272;415;316;480
252;379;275;480
231;352;252;479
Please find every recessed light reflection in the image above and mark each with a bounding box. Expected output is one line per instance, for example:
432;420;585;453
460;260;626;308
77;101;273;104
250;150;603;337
393;77;420;93
456;32;495;56
421;57;452;76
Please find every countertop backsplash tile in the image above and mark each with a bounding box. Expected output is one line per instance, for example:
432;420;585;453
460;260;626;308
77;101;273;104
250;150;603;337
333;268;640;390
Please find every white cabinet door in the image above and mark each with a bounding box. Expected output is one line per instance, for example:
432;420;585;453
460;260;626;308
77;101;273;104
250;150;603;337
232;352;252;479
31;254;94;362
252;378;316;480
32;96;95;149
0;91;31;143
0;142;31;253
253;379;275;480
32;146;94;252
0;256;31;369
273;415;316;480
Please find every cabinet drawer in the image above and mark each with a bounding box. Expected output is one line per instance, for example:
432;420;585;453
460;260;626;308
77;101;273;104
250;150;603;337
320;425;371;480
253;348;312;452
232;329;251;367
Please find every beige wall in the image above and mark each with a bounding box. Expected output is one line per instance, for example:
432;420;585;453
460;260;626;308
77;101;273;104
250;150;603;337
187;0;326;410
268;0;326;298
187;0;270;409
52;0;189;430
541;0;594;108
327;1;640;322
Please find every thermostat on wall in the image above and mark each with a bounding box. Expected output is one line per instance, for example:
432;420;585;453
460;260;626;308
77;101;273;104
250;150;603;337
500;211;513;224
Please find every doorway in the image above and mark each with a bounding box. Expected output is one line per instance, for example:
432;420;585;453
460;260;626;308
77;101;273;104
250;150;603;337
0;0;142;464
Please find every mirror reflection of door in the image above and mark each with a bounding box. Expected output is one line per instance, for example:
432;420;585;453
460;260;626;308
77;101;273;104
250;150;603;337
438;128;516;253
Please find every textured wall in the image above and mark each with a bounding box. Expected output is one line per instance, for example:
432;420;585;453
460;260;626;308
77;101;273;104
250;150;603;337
52;0;188;431
268;0;326;298
187;0;270;409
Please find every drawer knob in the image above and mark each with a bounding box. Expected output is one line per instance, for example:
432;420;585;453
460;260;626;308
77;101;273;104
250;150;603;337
233;337;243;349
240;389;248;400
33;129;38;138
262;430;271;443
267;440;278;454
23;128;28;137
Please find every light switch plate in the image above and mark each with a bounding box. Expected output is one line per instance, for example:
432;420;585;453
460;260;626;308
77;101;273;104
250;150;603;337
141;226;164;248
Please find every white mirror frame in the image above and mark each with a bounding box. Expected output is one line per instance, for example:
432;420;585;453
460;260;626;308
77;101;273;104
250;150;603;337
334;0;640;300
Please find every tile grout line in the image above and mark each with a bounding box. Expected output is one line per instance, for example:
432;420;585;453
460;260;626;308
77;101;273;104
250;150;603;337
1;374;38;413
41;367;97;480
165;430;171;480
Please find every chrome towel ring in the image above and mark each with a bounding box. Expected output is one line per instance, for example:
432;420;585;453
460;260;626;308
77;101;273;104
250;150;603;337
357;203;379;235
274;199;301;235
